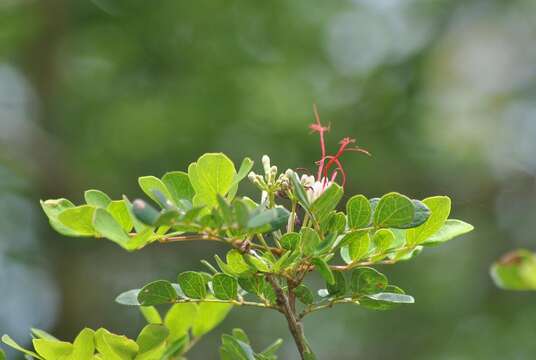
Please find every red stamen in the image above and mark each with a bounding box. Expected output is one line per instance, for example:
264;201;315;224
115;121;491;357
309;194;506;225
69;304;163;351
310;104;330;180
323;137;354;178
321;155;347;187
308;105;370;188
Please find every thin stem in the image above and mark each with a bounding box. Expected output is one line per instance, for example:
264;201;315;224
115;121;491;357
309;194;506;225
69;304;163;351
288;200;297;233
157;234;223;243
266;275;312;360
171;297;274;310
299;298;358;319
330;258;396;271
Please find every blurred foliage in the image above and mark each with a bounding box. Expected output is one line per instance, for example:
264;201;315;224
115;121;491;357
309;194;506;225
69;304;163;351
1;0;536;359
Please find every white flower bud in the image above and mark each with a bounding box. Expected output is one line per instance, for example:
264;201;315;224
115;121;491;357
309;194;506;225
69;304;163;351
262;155;271;176
248;171;257;182
285;169;295;178
269;165;278;182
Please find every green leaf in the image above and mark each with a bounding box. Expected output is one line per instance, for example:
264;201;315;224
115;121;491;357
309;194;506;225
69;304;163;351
290;172;310;210
406;196;451;245
238;275;266;296
2;335;43;359
178;271;207;299
372;229;395;255
227;157;254;199
327;271;346;297
311;257;335;285
300;228;320;256
139;306;162;324
226;250;252;276
67;328;95;360
346;195;371;229
244;254;271;272
135;324;169;360
58;205;96;236
294;284;314;305
188;153;237;208
162;171;195;205
93;208;131;247
95;328;138;360
31;328;58;340
215;255;236;275
124;228;154;251
138;176;174;208
233;200;250;228
247;206;290;231
231;329;250;344
212;273;238;300
161;335;189;360
421;219;474;246
115;289;141;306
340;230;370;262
280;232;300;251
350;267;388;295
33;339;73;359
401;200;431;229
491;249;536;290
326;212;347;235
310;183;343;223
84;189;112;208
373;192;414;228
260;338;283;358
105;200;133;233
40;198;78;236
0;349;5;360
138;280;178;306
219;334;255;360
192;302;232;337
164;303;198;341
217;195;234;225
366;292;414;303
359;285;414;310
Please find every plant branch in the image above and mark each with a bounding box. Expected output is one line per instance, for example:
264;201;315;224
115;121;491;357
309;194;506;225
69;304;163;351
299;298;359;319
266;275;312;360
171;297;274;309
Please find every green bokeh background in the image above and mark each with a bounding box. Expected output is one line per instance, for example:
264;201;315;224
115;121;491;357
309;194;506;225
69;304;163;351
1;0;536;358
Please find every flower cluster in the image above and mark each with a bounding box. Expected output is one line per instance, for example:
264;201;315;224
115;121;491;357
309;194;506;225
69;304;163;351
248;106;370;204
